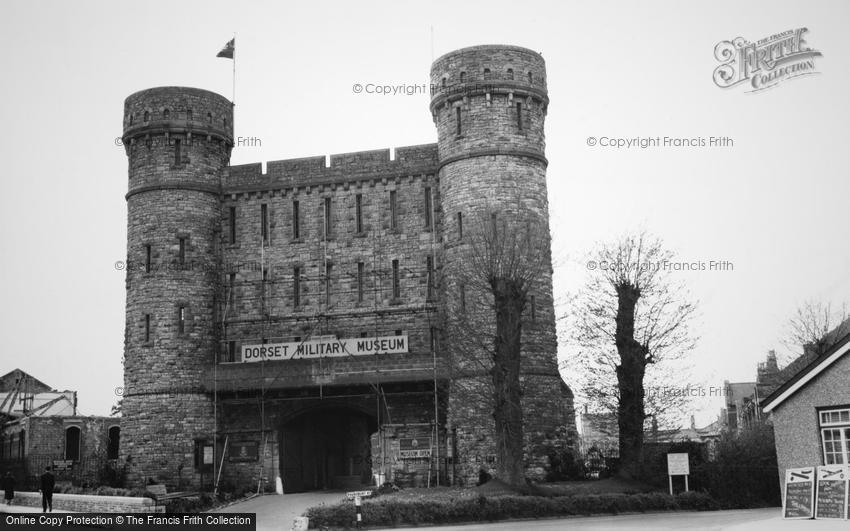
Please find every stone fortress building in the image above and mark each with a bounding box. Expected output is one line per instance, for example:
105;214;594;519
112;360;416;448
120;44;575;492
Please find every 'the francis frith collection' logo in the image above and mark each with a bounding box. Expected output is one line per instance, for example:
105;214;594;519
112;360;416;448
713;28;822;93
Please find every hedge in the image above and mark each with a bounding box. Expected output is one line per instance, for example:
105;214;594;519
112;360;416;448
304;491;718;528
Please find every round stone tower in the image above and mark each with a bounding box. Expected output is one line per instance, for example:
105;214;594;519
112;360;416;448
430;46;569;483
121;87;233;488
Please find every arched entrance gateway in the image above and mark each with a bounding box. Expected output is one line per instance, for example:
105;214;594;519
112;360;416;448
279;406;377;492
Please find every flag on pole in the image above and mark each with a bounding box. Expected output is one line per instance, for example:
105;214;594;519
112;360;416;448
216;38;235;59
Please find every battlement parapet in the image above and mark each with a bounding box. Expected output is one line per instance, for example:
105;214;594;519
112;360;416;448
224;143;439;192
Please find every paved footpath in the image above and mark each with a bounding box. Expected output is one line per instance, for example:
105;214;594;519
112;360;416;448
212;491;346;531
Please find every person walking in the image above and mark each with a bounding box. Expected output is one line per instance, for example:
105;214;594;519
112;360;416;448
40;466;55;512
2;471;15;506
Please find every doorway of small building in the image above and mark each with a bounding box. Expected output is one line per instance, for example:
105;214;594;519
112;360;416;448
279;407;376;493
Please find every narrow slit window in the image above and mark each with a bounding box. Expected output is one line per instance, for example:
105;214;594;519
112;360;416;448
144;314;151;343
517;102;523;130
145;245;151;273
426;255;434;300
229;206;236;244
174;138;181;164
293;267;301;307
389;190;398;230
226;341;236;363
355;193;363;233
507;68;514;80
325;263;332;307
456;107;461;135
460;284;466;312
392;259;400;299
178;237;186;265
323;197;332;238
178;306;186;334
457;212;463;240
357;262;365;303
261;204;268;243
424;187;433;229
528;71;533;84
292;200;300;239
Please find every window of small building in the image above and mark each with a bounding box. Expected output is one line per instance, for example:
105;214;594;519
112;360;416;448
65;426;81;461
107;426;120;460
820;407;850;464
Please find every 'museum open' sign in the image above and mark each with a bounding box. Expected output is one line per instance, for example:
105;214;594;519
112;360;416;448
241;335;408;362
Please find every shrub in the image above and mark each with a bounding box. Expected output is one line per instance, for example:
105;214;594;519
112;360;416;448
304;491;721;528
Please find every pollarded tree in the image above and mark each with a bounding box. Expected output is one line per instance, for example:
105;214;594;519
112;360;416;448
567;232;698;479
445;206;550;487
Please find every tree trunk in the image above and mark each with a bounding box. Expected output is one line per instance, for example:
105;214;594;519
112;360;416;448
614;283;647;480
491;278;526;487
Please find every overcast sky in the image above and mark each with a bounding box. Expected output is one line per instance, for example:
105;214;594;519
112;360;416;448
2;1;848;425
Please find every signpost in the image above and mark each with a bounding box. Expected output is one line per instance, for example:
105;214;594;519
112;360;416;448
815;465;849;520
666;453;690;495
783;467;815;519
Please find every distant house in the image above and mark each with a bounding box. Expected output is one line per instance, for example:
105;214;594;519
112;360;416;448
0;369;118;488
762;331;850;487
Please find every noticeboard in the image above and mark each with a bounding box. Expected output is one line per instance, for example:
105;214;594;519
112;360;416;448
666;453;689;475
783;467;815;519
229;441;259;463
52;460;73;471
815;465;849;520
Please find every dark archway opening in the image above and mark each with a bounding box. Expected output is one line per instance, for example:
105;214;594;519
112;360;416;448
280;408;377;492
